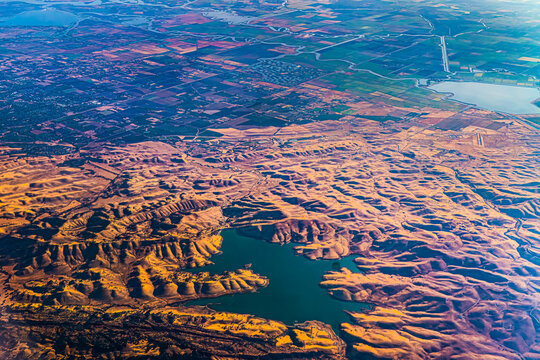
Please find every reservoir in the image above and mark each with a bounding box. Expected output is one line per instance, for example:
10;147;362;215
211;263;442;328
188;229;368;332
1;8;78;26
429;81;540;114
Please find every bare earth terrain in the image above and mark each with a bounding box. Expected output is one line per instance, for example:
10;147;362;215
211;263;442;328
1;0;539;357
0;111;538;359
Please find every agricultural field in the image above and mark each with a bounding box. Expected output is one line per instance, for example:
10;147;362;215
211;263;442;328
0;0;539;359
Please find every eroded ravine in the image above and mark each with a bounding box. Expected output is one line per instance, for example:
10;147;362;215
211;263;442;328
0;117;539;359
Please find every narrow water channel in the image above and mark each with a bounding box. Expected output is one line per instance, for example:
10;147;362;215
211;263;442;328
188;229;369;332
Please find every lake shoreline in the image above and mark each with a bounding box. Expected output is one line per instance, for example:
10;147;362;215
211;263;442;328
186;228;370;333
427;80;540;115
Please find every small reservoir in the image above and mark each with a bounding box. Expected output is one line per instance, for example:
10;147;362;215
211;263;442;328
429;81;540;114
188;229;368;332
1;8;78;26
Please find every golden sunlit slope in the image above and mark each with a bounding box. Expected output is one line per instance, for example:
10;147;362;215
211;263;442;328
0;114;538;359
0;304;345;359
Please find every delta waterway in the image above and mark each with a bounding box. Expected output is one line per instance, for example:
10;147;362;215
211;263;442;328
429;81;540;114
188;229;369;332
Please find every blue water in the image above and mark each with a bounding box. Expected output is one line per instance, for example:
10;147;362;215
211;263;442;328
429;81;540;114
1;8;78;26
188;229;369;332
